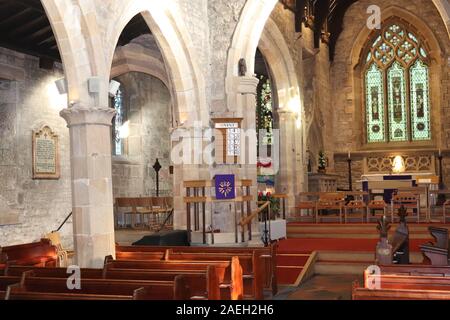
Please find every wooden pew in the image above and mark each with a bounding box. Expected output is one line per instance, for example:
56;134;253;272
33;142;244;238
0;276;21;300
5;265;221;300
1;239;58;267
420;227;449;266
352;281;450;300
378;264;450;277
6;270;181;300
365;273;450;291
5;283;136;300
4;265;104;278
116;242;278;295
105;256;244;300
116;249;264;299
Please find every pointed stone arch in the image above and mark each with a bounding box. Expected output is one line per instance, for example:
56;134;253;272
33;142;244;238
106;1;208;126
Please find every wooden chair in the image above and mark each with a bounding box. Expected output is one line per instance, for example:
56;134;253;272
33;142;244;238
316;193;345;224
295;201;316;221
43;232;74;268
151;197;170;230
134;198;154;230
115;198;138;229
391;193;420;223
367;200;388;223
344;200;366;223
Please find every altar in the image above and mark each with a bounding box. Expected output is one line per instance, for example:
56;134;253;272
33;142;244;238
361;173;437;206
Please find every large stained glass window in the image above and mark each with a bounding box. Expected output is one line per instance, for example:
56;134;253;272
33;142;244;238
363;22;431;143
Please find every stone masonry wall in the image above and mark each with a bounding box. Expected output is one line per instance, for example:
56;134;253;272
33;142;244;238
0;48;73;248
331;0;450;186
112;72;173;198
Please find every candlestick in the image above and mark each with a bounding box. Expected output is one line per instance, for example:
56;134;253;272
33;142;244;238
348;151;351;160
439;149;442;157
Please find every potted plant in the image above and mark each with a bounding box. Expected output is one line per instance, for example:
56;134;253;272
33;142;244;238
318;151;327;173
258;191;280;220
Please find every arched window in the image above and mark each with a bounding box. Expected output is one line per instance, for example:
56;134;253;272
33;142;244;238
112;86;125;156
363;21;431;143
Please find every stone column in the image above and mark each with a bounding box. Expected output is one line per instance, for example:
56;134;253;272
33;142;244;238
277;109;298;216
60;106;116;268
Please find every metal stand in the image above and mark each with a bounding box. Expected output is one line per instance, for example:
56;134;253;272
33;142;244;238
347;157;353;191
153;159;162;197
438;154;446;206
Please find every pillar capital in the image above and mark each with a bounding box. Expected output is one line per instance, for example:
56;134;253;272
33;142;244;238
236;76;260;95
60;106;116;128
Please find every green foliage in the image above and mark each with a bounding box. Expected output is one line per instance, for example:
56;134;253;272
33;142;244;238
318;151;327;169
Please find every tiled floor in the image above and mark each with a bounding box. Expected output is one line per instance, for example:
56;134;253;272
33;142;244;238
275;275;363;300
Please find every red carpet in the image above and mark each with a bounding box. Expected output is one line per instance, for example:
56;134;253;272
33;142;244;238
278;238;431;253
276;237;432;285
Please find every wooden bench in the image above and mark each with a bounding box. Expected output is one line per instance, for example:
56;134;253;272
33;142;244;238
0;276;21;299
378;265;450;277
365;273;450;291
0;239;58;267
315;193;345;224
104;256;244;300
420;227;449;266
116;243;278;295
5;265;220;300
5;270;183;300
116;249;264;299
352;281;450;300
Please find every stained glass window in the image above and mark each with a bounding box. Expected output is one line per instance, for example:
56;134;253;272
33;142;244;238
366;64;385;142
363;21;431;143
112;86;125;156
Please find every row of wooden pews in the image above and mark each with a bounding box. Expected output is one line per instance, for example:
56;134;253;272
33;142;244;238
352;265;450;300
113;243;278;299
0;243;277;300
0;239;58;267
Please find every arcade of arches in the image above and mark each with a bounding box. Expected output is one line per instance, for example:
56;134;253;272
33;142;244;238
0;0;449;300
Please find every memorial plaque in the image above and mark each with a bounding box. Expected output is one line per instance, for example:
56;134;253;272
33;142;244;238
32;126;60;179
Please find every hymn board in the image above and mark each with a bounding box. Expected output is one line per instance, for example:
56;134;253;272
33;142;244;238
212;118;243;164
32;125;60;179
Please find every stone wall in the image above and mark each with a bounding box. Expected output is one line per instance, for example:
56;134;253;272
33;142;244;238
0;48;72;248
331;0;450;186
112;72;173;198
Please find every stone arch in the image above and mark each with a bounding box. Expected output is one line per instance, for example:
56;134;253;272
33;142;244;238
349;6;445;148
41;0;106;107
432;0;450;36
111;46;170;89
106;1;207;126
256;18;305;212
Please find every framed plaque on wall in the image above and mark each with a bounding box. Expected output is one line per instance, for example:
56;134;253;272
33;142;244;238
32;125;60;179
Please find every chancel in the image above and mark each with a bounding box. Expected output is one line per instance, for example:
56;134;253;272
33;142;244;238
0;0;449;302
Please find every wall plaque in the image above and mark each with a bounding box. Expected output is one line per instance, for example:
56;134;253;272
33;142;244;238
32;126;60;179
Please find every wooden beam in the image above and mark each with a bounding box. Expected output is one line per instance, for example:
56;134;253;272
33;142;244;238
8;15;48;37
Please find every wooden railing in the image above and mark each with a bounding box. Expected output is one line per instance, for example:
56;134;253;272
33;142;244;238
239;201;270;227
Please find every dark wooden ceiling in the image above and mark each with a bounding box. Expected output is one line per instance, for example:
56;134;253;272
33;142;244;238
0;0;150;64
280;0;359;60
1;0;358;65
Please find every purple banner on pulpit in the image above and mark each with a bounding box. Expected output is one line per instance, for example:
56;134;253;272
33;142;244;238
215;174;235;200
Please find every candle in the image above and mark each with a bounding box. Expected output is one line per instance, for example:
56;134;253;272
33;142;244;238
348;151;351;159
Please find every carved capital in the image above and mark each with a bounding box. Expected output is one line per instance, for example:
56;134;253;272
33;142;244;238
60;106;116;128
236;76;260;95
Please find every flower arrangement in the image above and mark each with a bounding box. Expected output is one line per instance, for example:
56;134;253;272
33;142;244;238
258;191;280;220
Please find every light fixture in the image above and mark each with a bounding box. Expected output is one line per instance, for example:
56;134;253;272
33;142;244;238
392;155;406;174
109;80;121;98
54;78;67;95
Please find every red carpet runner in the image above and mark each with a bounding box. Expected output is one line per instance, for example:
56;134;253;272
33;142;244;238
276;238;432;285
